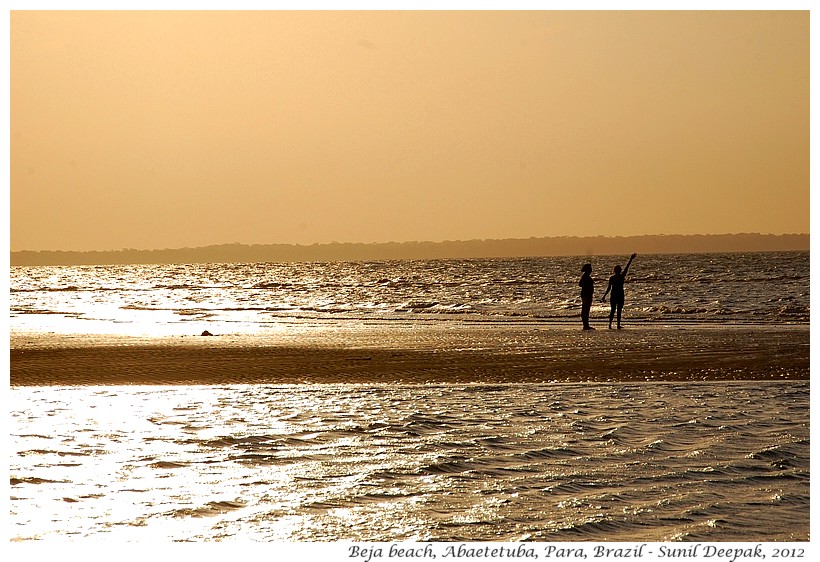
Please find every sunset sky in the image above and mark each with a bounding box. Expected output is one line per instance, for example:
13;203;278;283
9;9;809;252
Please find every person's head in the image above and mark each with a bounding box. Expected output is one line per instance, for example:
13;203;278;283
581;263;592;274
614;265;622;274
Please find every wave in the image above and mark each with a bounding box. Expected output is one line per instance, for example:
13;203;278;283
748;445;804;470
10;476;69;485
512;447;583;461
162;499;248;518
547;517;648;540
102;302;805;323
10;285;85;293
148;460;189;469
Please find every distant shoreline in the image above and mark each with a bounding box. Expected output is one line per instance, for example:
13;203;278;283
10;233;809;266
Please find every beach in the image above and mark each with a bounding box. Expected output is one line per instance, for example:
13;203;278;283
10;323;809;387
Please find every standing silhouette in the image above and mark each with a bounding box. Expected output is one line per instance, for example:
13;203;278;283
579;263;594;330
601;253;637;329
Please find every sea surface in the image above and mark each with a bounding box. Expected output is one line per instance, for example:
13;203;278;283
9;252;810;336
8;252;811;542
9;381;810;542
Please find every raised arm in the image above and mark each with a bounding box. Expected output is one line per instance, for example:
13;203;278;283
622;253;637;277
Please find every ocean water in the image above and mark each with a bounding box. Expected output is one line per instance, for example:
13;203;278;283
9;381;810;542
9;252;810;336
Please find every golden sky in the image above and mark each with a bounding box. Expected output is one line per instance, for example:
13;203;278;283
10;10;809;252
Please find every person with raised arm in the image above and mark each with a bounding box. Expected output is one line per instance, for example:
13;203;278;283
601;253;637;329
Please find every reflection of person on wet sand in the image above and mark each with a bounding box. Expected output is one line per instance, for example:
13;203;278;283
601;253;637;329
579;263;595;330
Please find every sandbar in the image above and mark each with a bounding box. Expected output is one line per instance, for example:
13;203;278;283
10;323;809;386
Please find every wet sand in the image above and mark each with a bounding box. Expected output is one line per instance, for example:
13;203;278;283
10;324;809;386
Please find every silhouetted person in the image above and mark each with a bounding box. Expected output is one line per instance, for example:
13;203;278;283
601;253;637;329
579;263;594;330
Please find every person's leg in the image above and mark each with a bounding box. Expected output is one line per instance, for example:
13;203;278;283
609;302;616;328
616;301;624;328
582;297;592;329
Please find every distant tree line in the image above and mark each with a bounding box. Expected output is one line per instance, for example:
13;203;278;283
10;233;810;266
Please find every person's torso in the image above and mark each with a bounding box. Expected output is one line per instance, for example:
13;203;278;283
610;274;625;298
580;274;594;297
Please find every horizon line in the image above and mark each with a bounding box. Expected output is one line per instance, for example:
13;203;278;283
11;232;809;255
